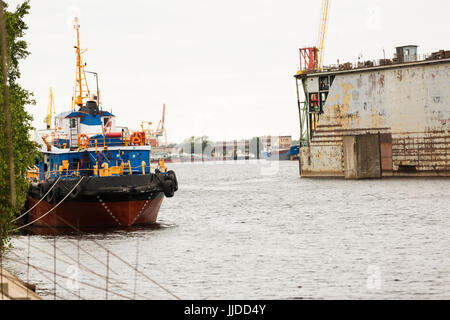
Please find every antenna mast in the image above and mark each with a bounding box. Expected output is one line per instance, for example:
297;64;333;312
72;17;90;110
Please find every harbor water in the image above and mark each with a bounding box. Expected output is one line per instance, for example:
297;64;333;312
4;161;450;299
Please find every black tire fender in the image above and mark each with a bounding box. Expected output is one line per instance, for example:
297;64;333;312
46;187;54;203
39;182;51;199
70;183;83;199
162;180;175;198
167;170;178;191
39;183;46;198
46;185;60;204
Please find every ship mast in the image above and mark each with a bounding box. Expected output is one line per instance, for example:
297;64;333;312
72;17;90;110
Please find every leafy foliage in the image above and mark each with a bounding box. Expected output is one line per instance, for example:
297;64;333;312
178;136;263;158
0;1;38;251
179;136;212;155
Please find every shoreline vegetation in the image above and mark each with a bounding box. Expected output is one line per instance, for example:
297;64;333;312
0;0;38;252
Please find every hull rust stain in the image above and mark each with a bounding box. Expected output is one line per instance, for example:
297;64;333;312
297;59;450;177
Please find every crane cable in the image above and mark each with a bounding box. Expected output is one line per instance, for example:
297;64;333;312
11;176;62;223
14;176;85;231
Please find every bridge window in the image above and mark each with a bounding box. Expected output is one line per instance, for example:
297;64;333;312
330;75;335;86
319;76;330;91
320;92;328;113
309;93;320;113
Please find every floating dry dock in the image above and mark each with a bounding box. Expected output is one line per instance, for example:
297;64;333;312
295;46;450;178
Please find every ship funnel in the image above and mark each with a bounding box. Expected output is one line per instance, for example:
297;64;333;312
80;100;99;115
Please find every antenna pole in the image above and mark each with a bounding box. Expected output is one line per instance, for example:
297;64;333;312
73;17;90;109
86;71;99;105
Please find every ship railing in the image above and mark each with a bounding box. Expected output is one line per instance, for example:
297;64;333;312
300;51;448;74
322;53;442;72
31;161;166;182
49;131;153;150
50;139;149;150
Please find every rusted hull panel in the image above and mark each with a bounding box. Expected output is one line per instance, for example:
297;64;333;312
380;133;393;171
298;60;450;177
299;130;450;177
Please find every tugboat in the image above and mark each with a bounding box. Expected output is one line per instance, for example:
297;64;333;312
24;18;178;229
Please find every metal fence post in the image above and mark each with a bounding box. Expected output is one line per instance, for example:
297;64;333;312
105;251;109;300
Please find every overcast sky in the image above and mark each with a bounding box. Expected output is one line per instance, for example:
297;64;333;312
8;0;450;143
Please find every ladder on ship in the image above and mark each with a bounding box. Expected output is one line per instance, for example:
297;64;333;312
69;120;79;149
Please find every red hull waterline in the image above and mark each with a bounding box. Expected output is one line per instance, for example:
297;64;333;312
26;193;164;229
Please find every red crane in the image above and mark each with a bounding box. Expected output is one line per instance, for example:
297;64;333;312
297;0;331;74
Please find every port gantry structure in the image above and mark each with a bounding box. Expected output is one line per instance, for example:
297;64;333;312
44;87;56;130
297;0;331;147
155;104;167;146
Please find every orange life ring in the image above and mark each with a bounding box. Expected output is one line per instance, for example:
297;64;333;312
78;134;90;149
130;132;143;146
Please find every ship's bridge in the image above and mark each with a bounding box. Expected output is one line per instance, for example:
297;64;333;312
55;101;116;136
33;100;130;151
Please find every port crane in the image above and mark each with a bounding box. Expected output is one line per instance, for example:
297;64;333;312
155;104;167;146
317;0;330;71
297;0;331;146
298;0;330;73
141;104;168;147
43;87;56;129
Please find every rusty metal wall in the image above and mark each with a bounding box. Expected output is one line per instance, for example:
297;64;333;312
299;60;450;177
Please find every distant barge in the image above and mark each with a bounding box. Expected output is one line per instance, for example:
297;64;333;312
295;46;450;178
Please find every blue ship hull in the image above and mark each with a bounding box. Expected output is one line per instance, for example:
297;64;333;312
262;146;300;161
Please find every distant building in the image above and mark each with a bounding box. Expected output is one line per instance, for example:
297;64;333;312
261;135;292;151
213;141;249;157
260;136;271;151
152;146;177;154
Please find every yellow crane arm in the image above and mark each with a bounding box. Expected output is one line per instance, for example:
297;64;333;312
317;0;330;71
44;87;56;129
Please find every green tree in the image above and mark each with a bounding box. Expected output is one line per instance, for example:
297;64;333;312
180;136;212;156
0;1;37;251
195;136;211;154
250;137;263;157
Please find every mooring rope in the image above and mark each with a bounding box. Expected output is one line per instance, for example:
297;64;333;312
37;206;181;300
11;176;62;223
10;174;181;300
14;177;85;231
4;254;131;300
